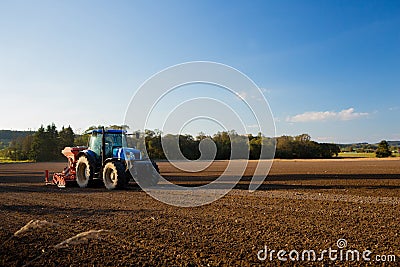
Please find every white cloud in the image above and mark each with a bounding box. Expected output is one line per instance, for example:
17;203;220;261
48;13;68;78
287;108;368;122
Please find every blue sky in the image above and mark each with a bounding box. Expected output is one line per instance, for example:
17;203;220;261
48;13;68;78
0;0;399;143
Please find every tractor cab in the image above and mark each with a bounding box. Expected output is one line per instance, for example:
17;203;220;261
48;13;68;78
88;129;128;159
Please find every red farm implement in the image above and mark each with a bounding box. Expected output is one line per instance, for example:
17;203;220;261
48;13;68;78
45;146;86;188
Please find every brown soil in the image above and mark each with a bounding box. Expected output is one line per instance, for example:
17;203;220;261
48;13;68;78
0;159;399;266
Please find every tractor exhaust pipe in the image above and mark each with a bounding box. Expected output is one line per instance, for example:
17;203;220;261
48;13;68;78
101;126;106;167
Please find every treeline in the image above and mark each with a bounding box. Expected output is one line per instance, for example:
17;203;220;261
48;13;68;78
143;130;276;160
143;131;339;160
0;124;341;162
275;134;340;159
0;124;75;161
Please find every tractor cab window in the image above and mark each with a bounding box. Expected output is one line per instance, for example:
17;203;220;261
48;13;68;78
105;133;127;148
104;133;127;158
89;132;102;156
89;131;128;158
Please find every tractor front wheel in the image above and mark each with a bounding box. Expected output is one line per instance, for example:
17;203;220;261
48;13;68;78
76;156;93;188
103;161;127;190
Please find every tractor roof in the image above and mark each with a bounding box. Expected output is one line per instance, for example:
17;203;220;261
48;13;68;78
90;129;127;134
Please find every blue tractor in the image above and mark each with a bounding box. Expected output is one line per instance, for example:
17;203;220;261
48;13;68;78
71;128;159;189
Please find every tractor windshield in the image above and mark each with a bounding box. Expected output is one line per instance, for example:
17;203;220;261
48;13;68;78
104;133;128;148
88;132;128;157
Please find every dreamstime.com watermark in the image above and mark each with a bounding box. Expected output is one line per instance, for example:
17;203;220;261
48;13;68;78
257;239;397;263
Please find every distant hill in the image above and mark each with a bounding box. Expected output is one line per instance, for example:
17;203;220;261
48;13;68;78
387;141;400;146
0;130;35;145
337;141;400;153
337;142;373;149
338;141;400;147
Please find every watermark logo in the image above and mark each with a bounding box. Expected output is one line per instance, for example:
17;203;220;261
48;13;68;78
124;61;276;207
336;238;347;249
257;239;396;263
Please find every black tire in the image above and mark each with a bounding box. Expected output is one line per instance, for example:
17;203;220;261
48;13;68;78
76;156;94;188
125;169;133;184
103;161;127;190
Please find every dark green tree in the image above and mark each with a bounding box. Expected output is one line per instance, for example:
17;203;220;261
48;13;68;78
145;130;165;159
46;123;59;159
376;140;392;158
74;134;90;146
212;131;232;160
274;134;339;159
249;135;262;159
30;125;47;161
30;124;61;161
275;135;294;158
108;124;130;130
59;126;75;148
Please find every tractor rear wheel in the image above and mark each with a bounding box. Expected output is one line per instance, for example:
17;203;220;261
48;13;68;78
76;156;93;188
103;161;127;190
